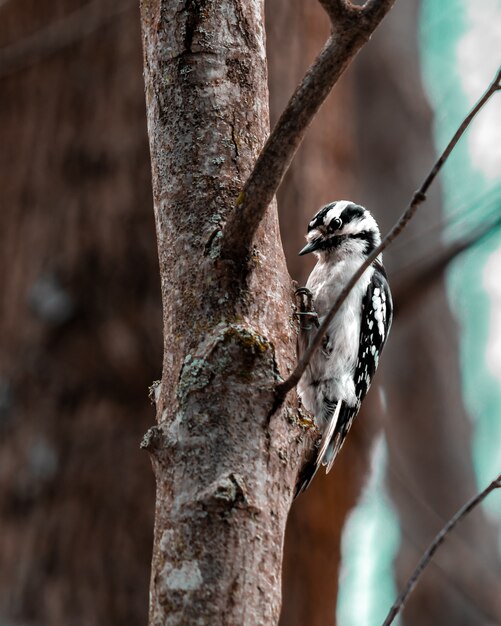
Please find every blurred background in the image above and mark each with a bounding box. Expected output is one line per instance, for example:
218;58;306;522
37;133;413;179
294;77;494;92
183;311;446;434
0;1;500;625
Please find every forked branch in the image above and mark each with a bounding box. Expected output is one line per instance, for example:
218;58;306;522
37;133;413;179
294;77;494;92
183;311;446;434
276;64;501;399
221;0;396;261
381;472;501;626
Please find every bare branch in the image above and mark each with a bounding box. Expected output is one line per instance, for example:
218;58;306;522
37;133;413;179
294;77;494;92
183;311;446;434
381;472;501;626
276;64;501;399
220;0;396;261
393;214;501;318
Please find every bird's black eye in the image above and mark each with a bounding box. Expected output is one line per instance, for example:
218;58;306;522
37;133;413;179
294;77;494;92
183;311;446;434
328;217;342;232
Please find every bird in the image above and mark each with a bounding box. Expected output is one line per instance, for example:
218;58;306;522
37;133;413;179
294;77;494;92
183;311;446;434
295;200;393;493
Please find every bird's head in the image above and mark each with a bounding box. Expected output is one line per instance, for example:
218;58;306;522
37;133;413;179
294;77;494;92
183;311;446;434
299;200;381;259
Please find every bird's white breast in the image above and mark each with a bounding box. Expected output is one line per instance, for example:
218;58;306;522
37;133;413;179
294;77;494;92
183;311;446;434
298;254;373;414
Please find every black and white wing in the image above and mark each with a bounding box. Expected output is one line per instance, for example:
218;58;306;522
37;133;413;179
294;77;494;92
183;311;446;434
353;261;393;408
322;261;393;472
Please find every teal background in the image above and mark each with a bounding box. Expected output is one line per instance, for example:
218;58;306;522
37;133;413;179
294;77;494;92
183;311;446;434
337;437;401;626
420;0;501;512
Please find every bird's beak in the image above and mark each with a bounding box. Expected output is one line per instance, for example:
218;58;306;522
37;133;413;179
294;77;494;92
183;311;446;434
299;239;321;256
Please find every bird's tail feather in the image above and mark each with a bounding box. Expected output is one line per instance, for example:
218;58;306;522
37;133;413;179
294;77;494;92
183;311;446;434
294;461;321;497
317;399;342;468
323;433;343;474
294;400;342;497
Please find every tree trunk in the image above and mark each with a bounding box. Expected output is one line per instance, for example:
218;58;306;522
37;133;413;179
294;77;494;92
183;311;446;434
139;1;312;624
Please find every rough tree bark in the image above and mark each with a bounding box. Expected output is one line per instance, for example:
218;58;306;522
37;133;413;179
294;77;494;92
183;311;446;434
139;1;311;624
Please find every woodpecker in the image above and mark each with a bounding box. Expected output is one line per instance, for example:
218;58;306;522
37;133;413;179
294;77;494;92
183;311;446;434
296;200;392;493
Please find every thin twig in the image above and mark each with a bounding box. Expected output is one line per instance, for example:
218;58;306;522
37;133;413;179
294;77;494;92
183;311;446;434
276;64;501;399
221;0;396;261
393;214;501;318
381;472;501;626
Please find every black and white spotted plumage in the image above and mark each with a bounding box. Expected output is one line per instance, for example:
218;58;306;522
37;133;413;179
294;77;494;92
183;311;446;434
296;201;392;493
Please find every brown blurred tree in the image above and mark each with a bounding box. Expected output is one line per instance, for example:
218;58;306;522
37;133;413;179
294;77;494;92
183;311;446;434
0;2;159;624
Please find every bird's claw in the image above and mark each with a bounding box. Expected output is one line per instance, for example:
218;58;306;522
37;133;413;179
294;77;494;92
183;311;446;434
294;287;313;296
294;287;319;330
294;287;314;311
295;311;319;330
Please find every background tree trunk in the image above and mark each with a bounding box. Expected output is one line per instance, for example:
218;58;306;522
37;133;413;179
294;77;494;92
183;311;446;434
0;2;158;624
